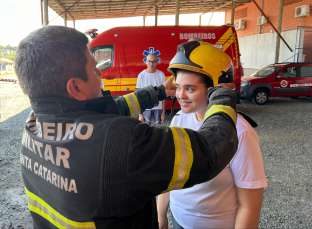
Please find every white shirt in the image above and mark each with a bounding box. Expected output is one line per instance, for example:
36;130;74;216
136;70;166;110
170;111;268;229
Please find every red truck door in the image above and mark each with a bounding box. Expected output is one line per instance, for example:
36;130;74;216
273;66;311;97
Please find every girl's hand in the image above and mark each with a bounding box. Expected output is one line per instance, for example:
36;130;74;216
139;114;144;122
158;214;169;229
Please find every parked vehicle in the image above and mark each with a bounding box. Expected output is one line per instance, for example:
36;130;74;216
89;25;243;109
241;62;312;105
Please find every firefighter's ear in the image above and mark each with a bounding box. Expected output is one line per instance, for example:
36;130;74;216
67;78;88;101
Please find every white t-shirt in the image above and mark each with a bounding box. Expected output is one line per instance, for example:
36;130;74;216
136;69;166;110
170;111;268;229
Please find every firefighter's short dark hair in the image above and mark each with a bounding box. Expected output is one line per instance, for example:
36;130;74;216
15;26;89;97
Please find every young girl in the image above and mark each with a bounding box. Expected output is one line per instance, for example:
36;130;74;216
158;42;268;229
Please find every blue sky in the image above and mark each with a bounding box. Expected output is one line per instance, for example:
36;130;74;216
0;0;225;47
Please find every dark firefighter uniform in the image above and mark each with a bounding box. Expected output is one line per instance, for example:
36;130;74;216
20;84;238;228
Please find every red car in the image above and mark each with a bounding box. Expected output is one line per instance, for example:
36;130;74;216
240;62;312;105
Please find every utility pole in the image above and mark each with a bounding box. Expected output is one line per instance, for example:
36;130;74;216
231;0;236;25
175;0;180;25
155;3;158;26
258;0;264;34
43;0;48;26
64;12;67;27
275;0;284;63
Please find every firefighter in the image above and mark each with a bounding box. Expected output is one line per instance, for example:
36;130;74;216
15;26;238;228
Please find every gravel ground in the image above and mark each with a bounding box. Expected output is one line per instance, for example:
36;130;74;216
1;75;312;228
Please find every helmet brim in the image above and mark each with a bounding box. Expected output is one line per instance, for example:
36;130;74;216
168;64;213;82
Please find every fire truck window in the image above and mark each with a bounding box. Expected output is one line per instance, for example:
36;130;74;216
300;66;312;77
278;67;296;78
253;66;280;77
90;45;114;71
288;67;297;78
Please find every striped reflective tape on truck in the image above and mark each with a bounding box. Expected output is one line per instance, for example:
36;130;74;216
101;76;171;93
215;26;239;69
25;188;95;229
161;127;194;193
204;104;237;125
122;92;141;117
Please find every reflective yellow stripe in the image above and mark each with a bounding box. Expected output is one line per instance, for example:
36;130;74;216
104;77;172;92
232;32;239;69
101;78;118;85
127;94;138;116
25;188;95;229
123;94;133;116
161;127;193;193
123;93;141;117
178;128;194;189
215;27;239;68
121;78;137;84
215;27;234;52
131;93;141;115
204;105;237;125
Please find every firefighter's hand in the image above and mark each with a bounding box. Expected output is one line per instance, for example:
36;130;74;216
139;114;144;122
163;76;176;97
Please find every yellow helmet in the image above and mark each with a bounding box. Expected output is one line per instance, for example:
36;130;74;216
168;41;233;87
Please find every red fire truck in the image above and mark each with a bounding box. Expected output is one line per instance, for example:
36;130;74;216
89;25;243;108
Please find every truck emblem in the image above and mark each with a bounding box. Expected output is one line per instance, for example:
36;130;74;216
280;80;288;88
143;47;161;63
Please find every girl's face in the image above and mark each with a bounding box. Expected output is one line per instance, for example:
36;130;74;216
175;71;209;116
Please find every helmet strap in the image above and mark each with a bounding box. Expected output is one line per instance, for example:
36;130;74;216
170;97;179;117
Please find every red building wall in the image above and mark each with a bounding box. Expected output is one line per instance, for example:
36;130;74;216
303;27;312;62
225;0;312;37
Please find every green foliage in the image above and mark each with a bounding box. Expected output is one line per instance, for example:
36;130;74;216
0;45;16;51
6;55;15;61
0;45;16;61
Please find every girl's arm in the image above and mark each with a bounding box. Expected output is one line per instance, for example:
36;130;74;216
157;192;170;229
161;100;166;123
235;187;264;229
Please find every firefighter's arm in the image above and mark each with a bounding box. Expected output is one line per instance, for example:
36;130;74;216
115;76;175;117
127;87;238;199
